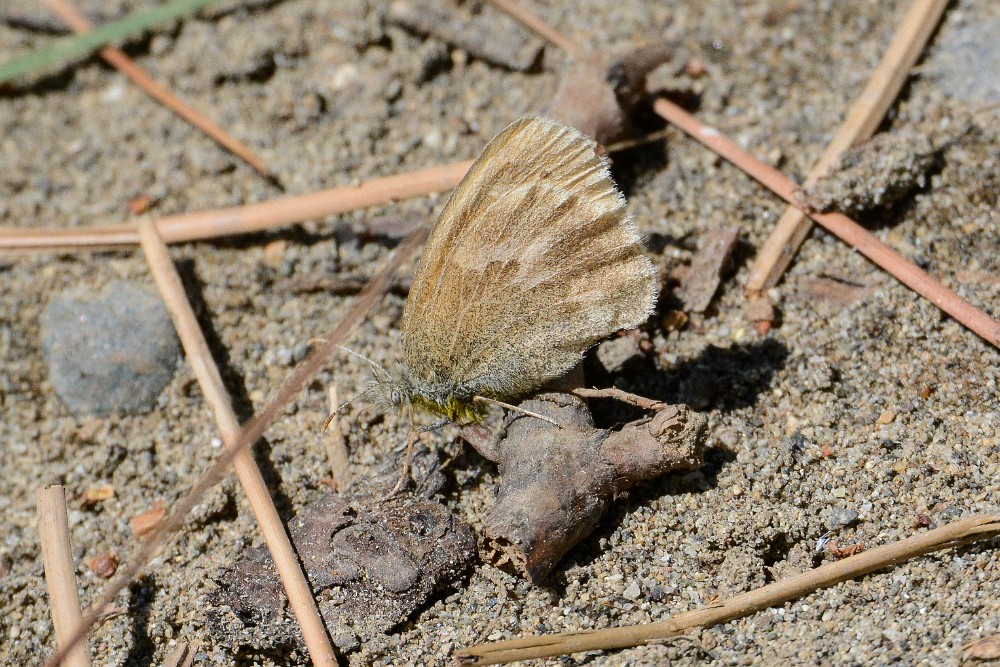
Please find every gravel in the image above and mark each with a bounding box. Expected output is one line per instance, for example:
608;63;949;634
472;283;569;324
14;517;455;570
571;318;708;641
1;1;998;666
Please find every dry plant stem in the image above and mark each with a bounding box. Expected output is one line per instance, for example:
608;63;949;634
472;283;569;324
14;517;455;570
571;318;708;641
43;228;426;667
136;219;337;667
745;0;948;294
0;118;666;254
486;0;582;59
39;0;275;182
456;514;1000;665
652;97;1000;349
36;486;93;667
325;385;352;491
0;159;470;252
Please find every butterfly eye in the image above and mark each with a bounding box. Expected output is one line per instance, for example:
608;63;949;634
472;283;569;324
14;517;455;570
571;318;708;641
390;389;402;405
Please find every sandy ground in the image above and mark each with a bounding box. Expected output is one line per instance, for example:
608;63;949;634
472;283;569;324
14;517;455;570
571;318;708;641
1;0;998;665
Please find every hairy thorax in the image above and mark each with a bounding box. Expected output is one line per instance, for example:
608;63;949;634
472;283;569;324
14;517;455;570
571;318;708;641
367;368;490;424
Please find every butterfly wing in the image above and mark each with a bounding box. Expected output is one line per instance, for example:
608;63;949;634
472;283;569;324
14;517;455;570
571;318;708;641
401;115;657;401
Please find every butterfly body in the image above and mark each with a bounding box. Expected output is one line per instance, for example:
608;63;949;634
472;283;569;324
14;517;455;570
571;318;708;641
405;381;489;423
371;366;489;423
369;115;658;424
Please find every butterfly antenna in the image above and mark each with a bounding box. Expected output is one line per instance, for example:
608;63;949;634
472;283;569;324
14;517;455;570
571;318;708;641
321;388;367;432
474;396;561;428
332;344;392;381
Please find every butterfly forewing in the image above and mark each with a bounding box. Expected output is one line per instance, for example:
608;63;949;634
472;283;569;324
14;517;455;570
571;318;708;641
401;115;657;402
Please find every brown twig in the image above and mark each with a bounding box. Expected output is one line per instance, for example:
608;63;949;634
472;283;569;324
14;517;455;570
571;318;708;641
486;0;583;59
545;43;674;147
136;219;337;666
675;225;741;313
571;386;664;411
36;486;93;667
0;160;470;252
324;385;352;491
455;514;1000;665
745;0;949;295
39;0;277;184
652;97;1000;349
43;227;427;667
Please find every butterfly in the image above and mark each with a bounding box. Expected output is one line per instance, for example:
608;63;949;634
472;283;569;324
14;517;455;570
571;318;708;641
364;115;658;424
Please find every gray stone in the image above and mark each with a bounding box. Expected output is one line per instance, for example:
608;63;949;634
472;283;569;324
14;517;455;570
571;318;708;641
41;281;180;416
822;507;860;531
623;580;642;600
925;17;1000;105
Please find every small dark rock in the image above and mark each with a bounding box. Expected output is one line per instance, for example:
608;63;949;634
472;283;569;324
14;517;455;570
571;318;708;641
41;281;180;416
803;127;943;218
208;448;475;654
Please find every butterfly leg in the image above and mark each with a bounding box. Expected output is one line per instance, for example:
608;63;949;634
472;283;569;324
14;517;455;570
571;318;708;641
473;396;561;428
418;418;450;433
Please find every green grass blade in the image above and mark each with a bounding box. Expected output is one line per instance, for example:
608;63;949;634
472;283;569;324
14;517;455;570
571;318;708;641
0;0;220;84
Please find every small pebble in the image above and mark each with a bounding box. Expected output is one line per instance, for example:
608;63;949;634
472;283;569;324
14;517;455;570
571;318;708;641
89;553;119;578
292;341;311;363
80;484;115;508
595;334;643;375
661;310;689;332
823;508;859;530
623;580;642;600
275;347;294;366
41;281;180;416
877;409;897;425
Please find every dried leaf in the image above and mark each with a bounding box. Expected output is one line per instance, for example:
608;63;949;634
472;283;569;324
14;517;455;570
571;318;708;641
127;194;154;215
676;226;740;313
80;483;115;508
799;276;879;308
129;500;165;537
961;635;1000;662
209;449;474;654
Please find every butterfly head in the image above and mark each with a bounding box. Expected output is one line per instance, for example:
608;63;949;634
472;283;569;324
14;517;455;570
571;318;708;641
364;367;413;416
